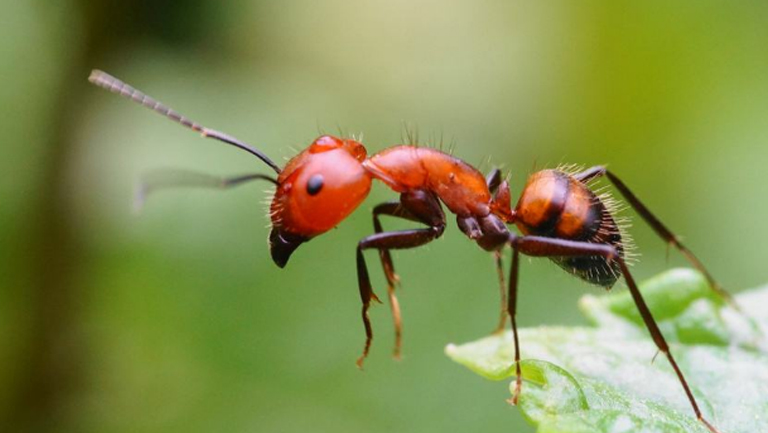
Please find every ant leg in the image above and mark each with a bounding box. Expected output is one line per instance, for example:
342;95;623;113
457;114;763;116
356;245;379;369
506;245;522;403
486;168;503;193
356;224;446;368
492;251;508;334
135;169;276;211
356;191;445;368
573;166;737;309
372;201;422;359
486;168;510;333
572;165;605;184
511;234;720;433
373;202;421;284
373;202;401;286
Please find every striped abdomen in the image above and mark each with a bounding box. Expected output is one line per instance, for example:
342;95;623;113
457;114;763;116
514;170;624;287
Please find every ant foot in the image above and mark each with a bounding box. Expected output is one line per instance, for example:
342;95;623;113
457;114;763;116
698;416;721;433
507;377;522;406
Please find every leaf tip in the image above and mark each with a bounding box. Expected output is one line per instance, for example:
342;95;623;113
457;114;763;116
444;343;458;357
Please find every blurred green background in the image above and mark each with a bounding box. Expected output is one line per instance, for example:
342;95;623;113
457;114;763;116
2;1;768;432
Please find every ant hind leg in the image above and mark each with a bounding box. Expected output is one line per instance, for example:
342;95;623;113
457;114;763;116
512;234;721;433
505;245;522;403
486;168;510;334
492;251;508;334
573;165;738;310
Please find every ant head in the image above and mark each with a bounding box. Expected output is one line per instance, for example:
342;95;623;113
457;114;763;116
269;135;372;267
86;72;370;268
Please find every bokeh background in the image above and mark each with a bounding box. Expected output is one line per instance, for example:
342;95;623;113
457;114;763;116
3;1;768;432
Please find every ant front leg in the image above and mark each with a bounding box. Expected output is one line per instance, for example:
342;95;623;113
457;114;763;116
372;201;425;359
574;166;737;310
356;190;446;368
509;234;720;433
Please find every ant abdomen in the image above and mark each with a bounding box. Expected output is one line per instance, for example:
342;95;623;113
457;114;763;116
514;169;624;287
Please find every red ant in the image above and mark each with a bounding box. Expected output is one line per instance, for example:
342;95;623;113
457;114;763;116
89;70;735;433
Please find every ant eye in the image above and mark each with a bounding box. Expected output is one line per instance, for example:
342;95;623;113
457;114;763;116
306;174;324;196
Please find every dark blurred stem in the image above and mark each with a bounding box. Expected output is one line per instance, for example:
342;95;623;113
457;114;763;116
11;29;86;433
9;3;136;431
11;58;85;433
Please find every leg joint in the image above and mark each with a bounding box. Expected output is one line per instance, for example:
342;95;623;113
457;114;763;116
431;223;446;237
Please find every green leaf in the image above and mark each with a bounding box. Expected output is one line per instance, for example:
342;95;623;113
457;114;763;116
445;268;768;433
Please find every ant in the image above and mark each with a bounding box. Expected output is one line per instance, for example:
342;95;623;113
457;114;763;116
89;69;737;433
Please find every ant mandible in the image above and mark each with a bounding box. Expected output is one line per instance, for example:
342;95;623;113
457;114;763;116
90;70;735;433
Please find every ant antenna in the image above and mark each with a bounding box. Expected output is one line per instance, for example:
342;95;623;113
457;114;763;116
88;70;282;174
